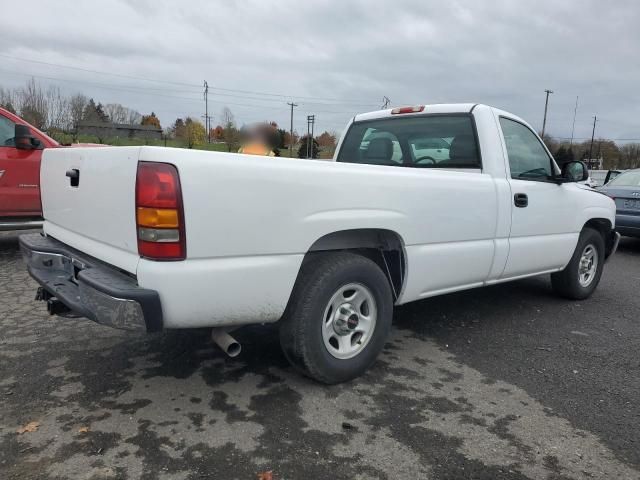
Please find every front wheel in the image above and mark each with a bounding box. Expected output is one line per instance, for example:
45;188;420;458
279;252;393;384
551;227;605;300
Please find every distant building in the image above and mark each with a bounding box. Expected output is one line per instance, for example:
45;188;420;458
584;158;603;170
77;121;162;140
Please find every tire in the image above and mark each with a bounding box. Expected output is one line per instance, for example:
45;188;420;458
279;251;393;384
551;227;605;300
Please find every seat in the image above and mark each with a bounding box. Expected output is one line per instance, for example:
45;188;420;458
445;134;479;167
364;137;394;164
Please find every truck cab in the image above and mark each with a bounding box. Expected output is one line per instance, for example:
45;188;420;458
0;106;60;231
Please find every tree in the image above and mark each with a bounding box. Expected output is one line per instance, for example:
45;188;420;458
316;131;337;149
171;118;186;139
184;117;205;148
83;98;109;123
141;112;161;129
566;147;575;162
46;86;71;132
0;87;17;114
619;143;640;169
284;131;299;148
275;128;287;149
69;94;88;131
104;103;141;125
220;107;235;126
554;146;569;166
19;78;48;129
222;123;241;152
211;125;224;140
297;134;319;159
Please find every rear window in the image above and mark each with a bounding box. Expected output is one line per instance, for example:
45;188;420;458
336;114;480;169
607;170;640;187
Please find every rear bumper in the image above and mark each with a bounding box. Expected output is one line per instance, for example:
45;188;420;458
616;213;640;238
19;233;162;332
0;218;43;232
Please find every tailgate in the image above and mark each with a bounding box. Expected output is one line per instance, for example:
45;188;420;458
40;146;142;274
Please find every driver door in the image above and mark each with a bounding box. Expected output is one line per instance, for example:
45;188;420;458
0;115;42;216
498;116;579;279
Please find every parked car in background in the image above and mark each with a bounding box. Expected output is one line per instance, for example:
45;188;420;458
598;169;640;237
604;169;623;185
20;103;619;383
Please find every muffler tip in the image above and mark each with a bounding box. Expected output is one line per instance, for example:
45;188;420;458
211;329;242;358
226;342;242;358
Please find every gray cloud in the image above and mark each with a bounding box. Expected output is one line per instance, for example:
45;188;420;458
1;0;638;139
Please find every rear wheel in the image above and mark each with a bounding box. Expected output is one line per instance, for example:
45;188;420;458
551;227;605;300
279;252;393;384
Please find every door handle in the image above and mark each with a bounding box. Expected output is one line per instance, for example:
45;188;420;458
66;168;80;187
514;193;528;208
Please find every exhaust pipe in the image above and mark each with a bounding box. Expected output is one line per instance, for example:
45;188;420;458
211;329;241;358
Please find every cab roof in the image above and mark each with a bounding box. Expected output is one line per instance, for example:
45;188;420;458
354;103;479;123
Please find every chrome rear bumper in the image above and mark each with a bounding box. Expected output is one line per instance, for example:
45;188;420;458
19;233;162;332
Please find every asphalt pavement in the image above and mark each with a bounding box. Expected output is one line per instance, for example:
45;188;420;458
1;231;639;480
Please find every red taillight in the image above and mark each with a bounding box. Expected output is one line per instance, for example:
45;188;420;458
135;162;186;261
391;105;425;114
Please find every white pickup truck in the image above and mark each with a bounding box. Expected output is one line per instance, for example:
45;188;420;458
20;103;619;383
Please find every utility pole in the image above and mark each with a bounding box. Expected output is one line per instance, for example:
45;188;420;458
306;115;315;159
287;102;298;157
203;80;210;143
588;115;597;168
541;89;553;139
570;96;578;148
381;96;391;109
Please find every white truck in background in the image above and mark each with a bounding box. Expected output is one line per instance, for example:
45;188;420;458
20;103;619;383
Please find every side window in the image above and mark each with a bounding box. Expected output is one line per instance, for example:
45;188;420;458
499;117;553;180
0;115;16;147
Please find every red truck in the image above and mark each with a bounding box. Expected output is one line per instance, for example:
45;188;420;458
0;106;59;230
0;107;103;231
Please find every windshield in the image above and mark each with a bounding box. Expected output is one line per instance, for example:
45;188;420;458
607;170;640;187
336;114;480;169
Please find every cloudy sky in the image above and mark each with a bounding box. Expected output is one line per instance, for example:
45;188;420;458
1;0;639;141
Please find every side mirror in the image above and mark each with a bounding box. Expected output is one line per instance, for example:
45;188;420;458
561;160;589;183
14;124;39;150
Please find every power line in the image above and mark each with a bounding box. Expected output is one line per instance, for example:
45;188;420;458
0;53;378;105
0;69;366;116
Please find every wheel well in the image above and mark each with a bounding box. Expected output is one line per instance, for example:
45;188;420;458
584;218;612;236
583;218;615;257
306;229;406;300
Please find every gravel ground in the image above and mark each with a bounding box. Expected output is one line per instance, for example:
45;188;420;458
1;231;638;480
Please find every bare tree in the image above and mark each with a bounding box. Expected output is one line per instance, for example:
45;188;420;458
220;107;235;126
46;86;71;131
126;108;142;125
19;78;48;129
0;87;18;114
104;103;127;124
620;143;640;169
68;94;87;141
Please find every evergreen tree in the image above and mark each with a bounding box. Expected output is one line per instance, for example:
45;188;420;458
297;135;320;159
